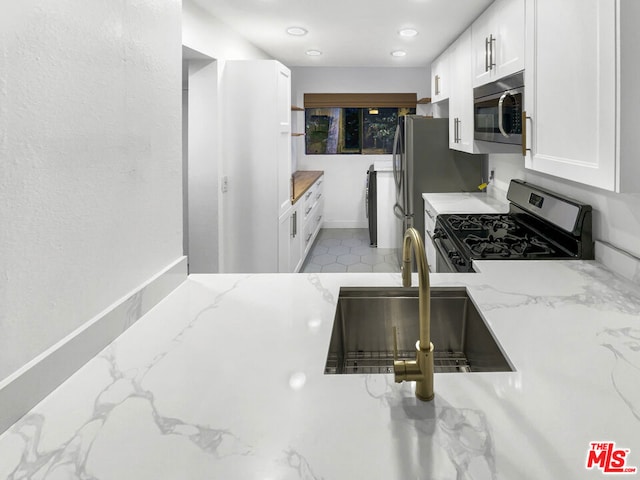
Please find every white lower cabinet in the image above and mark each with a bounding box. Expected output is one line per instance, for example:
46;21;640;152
278;202;302;273
278;175;324;272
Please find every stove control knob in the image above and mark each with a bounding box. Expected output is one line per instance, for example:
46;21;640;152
433;228;445;240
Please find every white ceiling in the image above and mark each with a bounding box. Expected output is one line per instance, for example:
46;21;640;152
190;0;495;67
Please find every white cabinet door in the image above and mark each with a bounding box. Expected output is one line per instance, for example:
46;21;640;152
431;50;450;102
277;66;292;217
278;203;301;273
472;0;525;87
449;29;477;154
524;0;617;191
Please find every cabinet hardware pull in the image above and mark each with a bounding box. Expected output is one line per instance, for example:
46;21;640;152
316;193;322;200
306;233;313;243
291;211;297;238
485;37;490;72
305;191;312;200
521;111;532;157
435;75;440;95
489;34;496;70
316;215;322;222
305;206;312;215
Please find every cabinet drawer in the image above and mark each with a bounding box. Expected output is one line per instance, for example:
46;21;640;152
303;177;324;220
303;199;324;249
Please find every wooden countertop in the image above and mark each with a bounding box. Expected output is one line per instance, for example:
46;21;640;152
291;170;324;204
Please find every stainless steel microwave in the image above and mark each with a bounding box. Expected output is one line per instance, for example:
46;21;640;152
473;71;524;146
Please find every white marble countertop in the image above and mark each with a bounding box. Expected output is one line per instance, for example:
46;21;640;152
422;192;509;215
1;261;640;479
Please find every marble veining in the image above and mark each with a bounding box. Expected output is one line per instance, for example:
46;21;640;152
471;261;640;315
1;261;640;478
364;375;497;479
599;327;640;421
6;342;253;479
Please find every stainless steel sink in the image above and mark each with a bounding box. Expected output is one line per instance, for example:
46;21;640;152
325;287;513;374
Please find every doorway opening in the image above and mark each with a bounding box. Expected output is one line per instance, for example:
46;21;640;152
182;46;219;273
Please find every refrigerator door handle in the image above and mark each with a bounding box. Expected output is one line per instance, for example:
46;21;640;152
392;125;401;190
365;182;369;219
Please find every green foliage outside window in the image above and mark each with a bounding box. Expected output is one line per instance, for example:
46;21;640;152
305;107;416;154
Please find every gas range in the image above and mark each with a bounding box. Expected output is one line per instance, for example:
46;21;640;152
432;180;594;272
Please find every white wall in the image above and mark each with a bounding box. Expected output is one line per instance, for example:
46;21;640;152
488;155;640;259
181;0;272;271
0;1;183;382
182;0;271;63
291;66;430;228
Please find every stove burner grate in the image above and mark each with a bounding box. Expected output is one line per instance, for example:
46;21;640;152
447;214;517;232
463;233;554;258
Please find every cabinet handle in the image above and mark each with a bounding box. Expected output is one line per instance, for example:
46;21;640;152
521;111;532;157
306;233;313;244
305;191;313;200
317;180;323;187
435;74;440;95
291;211;297;238
425;209;435;220
489;34;496;71
316;215;322;222
316;193;322;200
305;206;312;215
485;37;490;72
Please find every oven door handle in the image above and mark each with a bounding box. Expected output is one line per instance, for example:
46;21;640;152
498;92;511;138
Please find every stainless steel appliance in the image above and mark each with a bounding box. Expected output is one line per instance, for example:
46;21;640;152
432;180;594;273
392;116;485;264
473;71;524;146
366;164;377;246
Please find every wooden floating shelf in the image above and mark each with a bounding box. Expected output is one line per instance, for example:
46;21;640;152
291;106;304;111
417;97;432;104
292;133;305;137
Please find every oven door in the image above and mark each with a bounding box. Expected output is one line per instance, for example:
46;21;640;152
432;228;472;273
474;87;523;145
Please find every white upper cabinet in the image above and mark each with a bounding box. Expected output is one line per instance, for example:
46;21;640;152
472;0;525;87
449;29;479;154
524;0;640;192
431;50;450;102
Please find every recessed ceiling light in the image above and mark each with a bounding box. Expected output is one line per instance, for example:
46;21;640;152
399;28;418;37
286;26;308;36
391;50;407;57
306;49;322;56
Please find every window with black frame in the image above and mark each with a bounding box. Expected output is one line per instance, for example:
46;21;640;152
305;107;416;154
303;93;417;155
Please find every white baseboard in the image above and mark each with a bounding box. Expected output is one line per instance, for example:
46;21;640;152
0;256;188;435
322;221;368;229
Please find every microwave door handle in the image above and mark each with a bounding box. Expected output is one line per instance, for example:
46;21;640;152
498;92;510;138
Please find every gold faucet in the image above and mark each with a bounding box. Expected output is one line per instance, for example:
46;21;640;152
393;227;434;401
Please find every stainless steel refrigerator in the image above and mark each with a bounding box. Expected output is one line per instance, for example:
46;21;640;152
392;115;486;263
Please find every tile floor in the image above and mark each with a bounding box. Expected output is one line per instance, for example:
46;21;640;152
300;228;401;273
